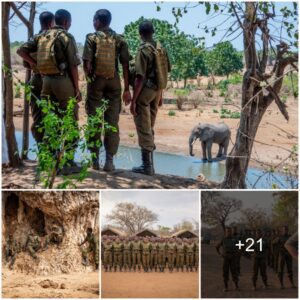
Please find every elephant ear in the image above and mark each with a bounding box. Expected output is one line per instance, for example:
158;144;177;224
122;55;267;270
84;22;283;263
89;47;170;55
200;126;214;141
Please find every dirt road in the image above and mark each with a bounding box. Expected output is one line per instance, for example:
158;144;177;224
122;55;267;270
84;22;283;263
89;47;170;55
2;268;99;298
101;269;199;298
201;244;298;298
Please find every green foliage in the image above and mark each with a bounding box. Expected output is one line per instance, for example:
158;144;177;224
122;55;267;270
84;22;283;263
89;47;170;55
14;83;21;98
212;109;218;113
32;97;115;189
124;17;207;84
282;72;298;98
174;89;190;96
220;108;241;119
168;110;176;116
205;41;243;78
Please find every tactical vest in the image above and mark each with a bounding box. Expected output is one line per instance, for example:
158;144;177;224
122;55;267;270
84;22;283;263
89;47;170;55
37;29;67;75
145;41;168;89
94;31;116;79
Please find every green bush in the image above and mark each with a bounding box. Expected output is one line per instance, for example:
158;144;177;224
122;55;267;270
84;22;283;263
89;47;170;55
174;89;190;96
212;109;219;113
220;107;241;119
14;84;21;98
168;110;176;116
282;72;298;98
229;73;243;84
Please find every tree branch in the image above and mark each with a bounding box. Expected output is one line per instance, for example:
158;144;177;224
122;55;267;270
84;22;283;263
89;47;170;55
9;2;31;29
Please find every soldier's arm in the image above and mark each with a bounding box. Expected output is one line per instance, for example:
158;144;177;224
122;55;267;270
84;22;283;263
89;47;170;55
16;36;38;67
82;34;94;77
65;34;81;101
119;38;131;104
130;49;148;116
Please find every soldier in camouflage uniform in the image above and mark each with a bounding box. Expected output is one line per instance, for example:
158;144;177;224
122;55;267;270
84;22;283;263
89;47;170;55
123;237;132;271
27;230;42;260
113;237;123;271
83;9;131;171
216;227;239;292
103;237;113;271
141;237;152;272
6;234;20;269
272;229;280;272
194;238;199;272
45;223;64;248
252;229;268;290
157;237;166;272
176;238;185;272
185;239;195;272
276;226;296;289
17;12;55;145
131;20;171;175
166;238;176;272
131;236;142;271
150;237;158;271
79;227;99;270
18;9;82;175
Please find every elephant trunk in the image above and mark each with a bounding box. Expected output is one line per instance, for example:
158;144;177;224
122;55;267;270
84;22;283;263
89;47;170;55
189;135;196;156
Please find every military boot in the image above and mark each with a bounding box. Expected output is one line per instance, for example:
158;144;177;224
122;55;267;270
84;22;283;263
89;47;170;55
114;266;117;272
132;150;154;176
181;267;184;272
104;266;108;272
279;274;284;289
252;279;257;291
95;263;99;270
234;282;239;291
103;152;115;172
223;281;229;292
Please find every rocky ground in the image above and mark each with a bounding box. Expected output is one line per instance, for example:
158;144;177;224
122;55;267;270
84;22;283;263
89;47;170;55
201;244;298;298
101;269;199;298
2;268;99;298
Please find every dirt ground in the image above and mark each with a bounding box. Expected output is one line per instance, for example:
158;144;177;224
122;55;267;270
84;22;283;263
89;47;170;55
101;269;199;298
201;244;298;298
2;268;99;298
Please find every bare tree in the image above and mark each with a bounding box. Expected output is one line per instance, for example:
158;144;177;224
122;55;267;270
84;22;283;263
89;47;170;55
201;192;242;232
106;202;158;235
173;220;194;232
10;2;36;159
239;207;269;229
2;2;21;167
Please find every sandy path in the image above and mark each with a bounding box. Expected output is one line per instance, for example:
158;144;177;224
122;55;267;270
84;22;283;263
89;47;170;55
2;268;99;298
201;244;298;298
101;269;199;298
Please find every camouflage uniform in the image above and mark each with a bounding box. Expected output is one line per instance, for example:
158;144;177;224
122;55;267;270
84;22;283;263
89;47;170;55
113;240;123;271
150;239;158;271
27;233;41;259
103;240;113;271
157;240;166;272
81;232;99;268
216;236;239;290
123;240;132;271
141;241;152;272
6;236;20;269
132;240;142;271
166;241;176;271
133;39;170;153
194;239;199;271
83;29;130;162
252;236;268;288
176;242;185;272
185;242;195;272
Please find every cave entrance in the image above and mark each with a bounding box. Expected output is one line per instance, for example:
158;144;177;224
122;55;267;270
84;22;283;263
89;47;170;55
24;203;46;236
5;193;19;236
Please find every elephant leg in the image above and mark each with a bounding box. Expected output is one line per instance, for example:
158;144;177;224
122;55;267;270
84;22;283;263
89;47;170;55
201;142;207;161
206;141;213;162
217;144;223;157
223;138;230;156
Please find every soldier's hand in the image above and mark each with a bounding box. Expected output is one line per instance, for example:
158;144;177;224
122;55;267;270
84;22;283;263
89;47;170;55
130;101;137;116
123;90;131;106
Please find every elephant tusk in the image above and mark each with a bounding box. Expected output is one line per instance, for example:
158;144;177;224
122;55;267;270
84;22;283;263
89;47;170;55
191;139;197;146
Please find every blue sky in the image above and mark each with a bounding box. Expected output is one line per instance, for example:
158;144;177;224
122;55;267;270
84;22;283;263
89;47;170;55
9;2;297;50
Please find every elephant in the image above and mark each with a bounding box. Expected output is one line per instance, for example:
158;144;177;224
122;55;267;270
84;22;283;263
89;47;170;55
189;122;231;162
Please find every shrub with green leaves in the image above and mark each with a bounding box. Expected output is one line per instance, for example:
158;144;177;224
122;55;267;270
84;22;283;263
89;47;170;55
33;98;115;189
220;107;241;119
14;83;21;98
168;110;176;116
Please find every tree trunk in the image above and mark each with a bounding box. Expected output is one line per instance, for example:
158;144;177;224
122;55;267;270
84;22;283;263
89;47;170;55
183;78;187;88
22;2;36;159
2;2;21;167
